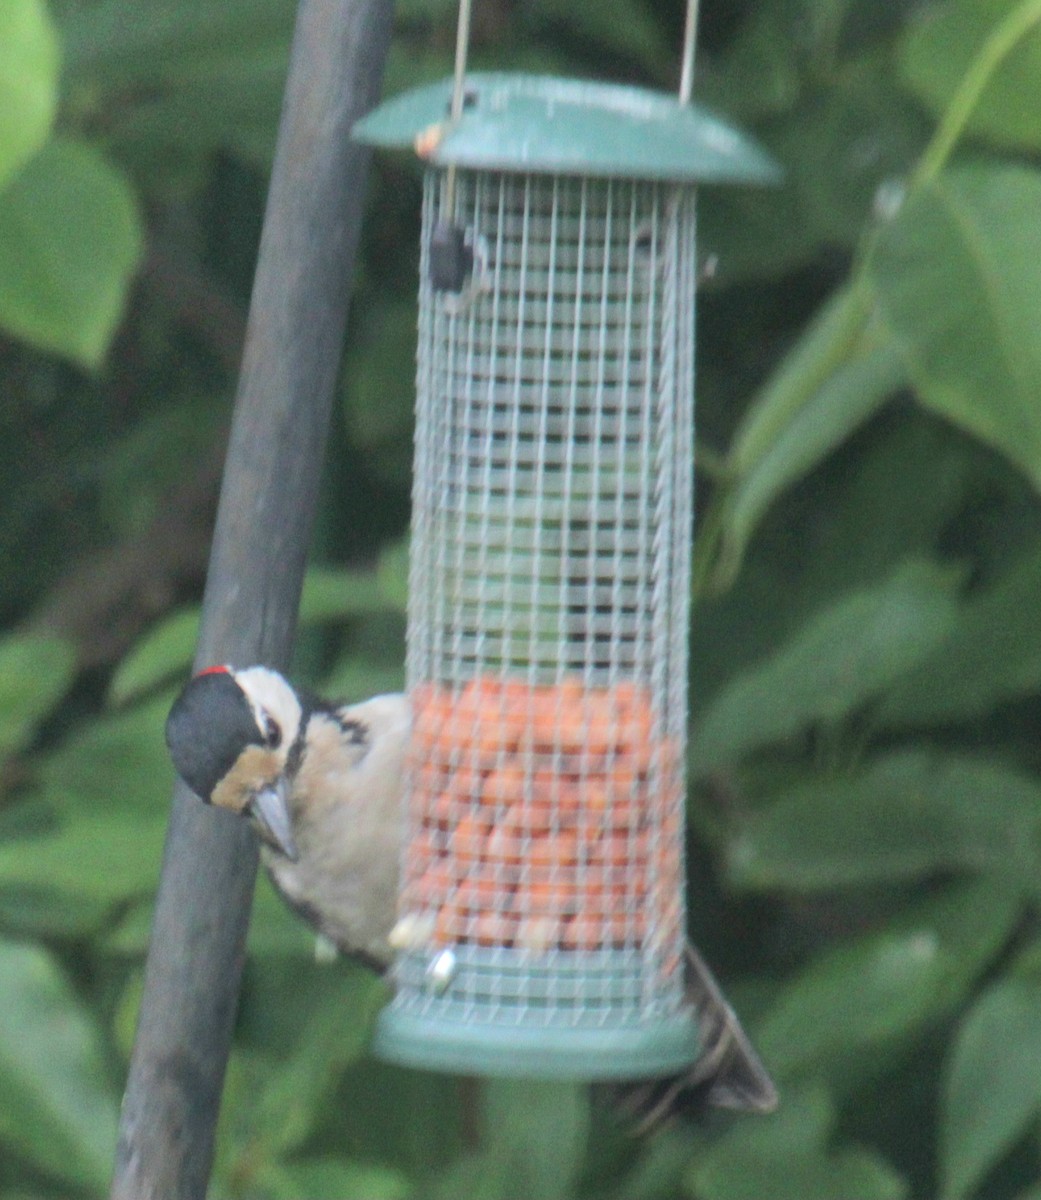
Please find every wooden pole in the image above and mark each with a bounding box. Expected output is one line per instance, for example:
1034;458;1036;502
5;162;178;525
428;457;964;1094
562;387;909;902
110;2;394;1196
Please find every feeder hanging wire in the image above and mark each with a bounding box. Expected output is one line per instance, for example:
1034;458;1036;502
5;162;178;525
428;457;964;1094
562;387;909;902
678;0;700;104
442;0;475;221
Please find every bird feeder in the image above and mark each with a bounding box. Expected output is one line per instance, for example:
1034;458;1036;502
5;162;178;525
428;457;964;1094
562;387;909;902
354;54;776;1079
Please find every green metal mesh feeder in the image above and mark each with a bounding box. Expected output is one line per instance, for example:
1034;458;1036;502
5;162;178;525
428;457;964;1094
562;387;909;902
354;68;776;1079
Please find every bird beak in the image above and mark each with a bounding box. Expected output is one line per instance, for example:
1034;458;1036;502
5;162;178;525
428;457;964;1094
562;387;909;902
249;779;298;861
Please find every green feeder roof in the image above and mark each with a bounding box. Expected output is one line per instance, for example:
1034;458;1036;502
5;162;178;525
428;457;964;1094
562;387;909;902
353;72;780;185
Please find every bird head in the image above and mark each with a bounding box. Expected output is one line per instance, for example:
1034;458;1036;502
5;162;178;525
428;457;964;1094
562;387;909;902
165;664;304;860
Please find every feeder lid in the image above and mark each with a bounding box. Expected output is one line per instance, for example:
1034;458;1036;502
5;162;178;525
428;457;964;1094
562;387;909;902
353;73;780;185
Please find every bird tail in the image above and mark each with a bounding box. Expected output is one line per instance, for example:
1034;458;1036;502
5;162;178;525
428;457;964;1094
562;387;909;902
610;943;777;1134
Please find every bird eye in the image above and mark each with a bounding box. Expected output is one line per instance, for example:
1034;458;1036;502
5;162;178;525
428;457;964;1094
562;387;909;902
263;714;282;748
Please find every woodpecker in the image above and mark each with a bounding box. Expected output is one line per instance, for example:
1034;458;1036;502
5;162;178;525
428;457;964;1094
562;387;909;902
165;664;777;1124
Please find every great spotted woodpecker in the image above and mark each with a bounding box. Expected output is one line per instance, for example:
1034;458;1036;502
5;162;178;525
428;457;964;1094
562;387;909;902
165;664;777;1125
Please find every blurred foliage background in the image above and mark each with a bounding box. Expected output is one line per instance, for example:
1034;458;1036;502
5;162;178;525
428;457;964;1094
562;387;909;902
3;0;1041;1196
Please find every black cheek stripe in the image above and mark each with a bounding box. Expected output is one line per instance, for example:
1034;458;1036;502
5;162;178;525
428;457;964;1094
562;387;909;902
282;691;316;781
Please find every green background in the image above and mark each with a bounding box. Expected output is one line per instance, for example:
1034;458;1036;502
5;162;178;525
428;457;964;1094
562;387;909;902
3;1;1041;1197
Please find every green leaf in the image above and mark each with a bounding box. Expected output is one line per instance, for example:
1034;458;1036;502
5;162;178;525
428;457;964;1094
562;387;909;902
880;545;1041;726
531;0;669;79
697;67;928;284
925;875;1027;1007
377;537;411;613
267;1158;412;1200
245;974;386;1159
344;301;419;489
787;410;976;602
96;394;225;538
691;563;958;773
113;968;143;1061
331;1063;464;1182
719;339;904;584
730;286;871;479
941;976;1041;1200
482;1080;589;1200
900;0;1041;152
759;930;944;1076
757;876;1023;1082
869;165;1041;491
301;564;405;623
728;750;1041;891
100;61;289;168
0;137;143;367
61;0;294;166
394;0;456;19
692;413;975;707
37;692;174;811
111;564;406;704
101;898;158;955
596;1131;696;1200
0;802;143;936
424;1082;588;1200
319;658;407;704
689;1083;907;1200
248;872;323;955
108;608;201;706
695;4;802;123
0;811;166;912
61;0;292;94
421;1152;516;1200
0;630;75;758
0;0;59;190
0;939;119;1191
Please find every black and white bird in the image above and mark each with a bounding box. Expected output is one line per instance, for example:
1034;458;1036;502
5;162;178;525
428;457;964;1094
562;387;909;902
165;663;777;1126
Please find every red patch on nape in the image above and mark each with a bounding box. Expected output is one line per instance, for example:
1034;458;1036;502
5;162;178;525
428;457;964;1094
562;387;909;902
196;664;230;678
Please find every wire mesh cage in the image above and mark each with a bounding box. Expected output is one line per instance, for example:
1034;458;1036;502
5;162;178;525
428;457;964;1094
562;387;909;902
355;75;776;1077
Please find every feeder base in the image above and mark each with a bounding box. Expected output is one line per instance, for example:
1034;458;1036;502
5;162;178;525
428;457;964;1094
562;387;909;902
373;1005;700;1080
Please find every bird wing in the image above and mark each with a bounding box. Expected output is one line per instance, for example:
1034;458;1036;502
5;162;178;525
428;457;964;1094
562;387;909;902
680;941;778;1113
608;943;777;1133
